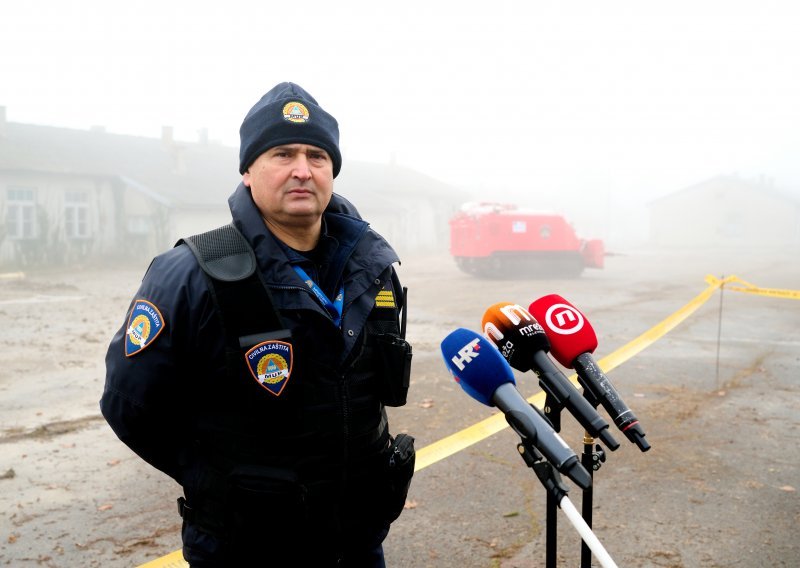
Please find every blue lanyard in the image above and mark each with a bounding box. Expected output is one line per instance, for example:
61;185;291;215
292;265;344;327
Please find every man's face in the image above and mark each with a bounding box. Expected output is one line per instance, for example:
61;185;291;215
242;143;334;229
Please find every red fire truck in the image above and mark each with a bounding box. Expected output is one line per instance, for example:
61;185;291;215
449;202;604;278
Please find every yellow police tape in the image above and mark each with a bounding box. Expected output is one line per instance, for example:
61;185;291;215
138;274;796;567
705;275;800;300
139;551;187;568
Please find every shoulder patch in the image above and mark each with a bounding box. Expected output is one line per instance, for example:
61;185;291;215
245;340;293;396
125;299;165;356
375;287;396;308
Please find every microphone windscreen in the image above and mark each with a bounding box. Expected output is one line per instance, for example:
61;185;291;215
441;328;515;406
481;302;550;372
528;295;598;368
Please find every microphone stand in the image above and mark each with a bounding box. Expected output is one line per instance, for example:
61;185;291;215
516;433;619;568
542;394;565;568
580;391;607;568
581;433;607;567
517;434;567;568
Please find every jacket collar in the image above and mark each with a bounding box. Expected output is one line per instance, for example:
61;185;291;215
227;183;399;295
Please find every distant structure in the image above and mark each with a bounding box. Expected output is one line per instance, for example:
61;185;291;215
0;108;466;267
648;175;800;247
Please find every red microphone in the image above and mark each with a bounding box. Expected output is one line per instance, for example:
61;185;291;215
528;295;650;452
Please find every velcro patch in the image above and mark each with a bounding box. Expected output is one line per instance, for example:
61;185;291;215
375;289;396;308
125;299;165;356
245;340;293;396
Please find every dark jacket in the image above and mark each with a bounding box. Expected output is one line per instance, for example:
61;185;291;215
101;184;408;564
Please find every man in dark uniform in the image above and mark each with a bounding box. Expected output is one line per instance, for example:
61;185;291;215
101;82;414;567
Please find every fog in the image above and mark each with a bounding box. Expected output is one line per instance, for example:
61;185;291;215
1;6;799;565
2;1;799;246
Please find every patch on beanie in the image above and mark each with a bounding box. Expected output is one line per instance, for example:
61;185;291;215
283;102;310;123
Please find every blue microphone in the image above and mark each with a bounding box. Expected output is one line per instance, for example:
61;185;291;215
441;328;592;490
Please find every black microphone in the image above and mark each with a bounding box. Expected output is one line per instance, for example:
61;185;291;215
482;302;620;451
529;295;650;452
441;328;592;490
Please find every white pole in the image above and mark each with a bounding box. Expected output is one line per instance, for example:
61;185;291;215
559;496;619;568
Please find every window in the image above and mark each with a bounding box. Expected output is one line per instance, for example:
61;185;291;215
64;191;91;238
6;187;37;239
127;216;152;235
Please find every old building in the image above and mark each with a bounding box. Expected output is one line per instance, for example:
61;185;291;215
649;175;800;248
0;109;465;267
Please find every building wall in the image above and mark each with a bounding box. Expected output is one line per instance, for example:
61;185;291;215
1;171;104;265
171;206;232;243
0;170;458;269
0;172;176;267
650;180;800;247
117;182;173;260
364;201;443;256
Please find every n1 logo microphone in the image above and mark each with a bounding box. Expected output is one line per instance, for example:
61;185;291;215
440;328;592;489
529;295;650;452
526;297;591;363
481;302;619;451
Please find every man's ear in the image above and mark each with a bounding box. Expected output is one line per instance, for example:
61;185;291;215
242;171;251;188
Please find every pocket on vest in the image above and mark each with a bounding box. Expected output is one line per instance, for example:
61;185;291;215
381;433;416;523
226;465;308;537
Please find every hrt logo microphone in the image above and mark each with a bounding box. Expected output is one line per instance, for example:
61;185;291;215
544;303;585;335
450;338;481;371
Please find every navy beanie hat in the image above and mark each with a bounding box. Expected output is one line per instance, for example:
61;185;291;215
239;82;342;177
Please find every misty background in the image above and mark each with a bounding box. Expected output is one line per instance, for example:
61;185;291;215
1;1;799;249
1;5;800;566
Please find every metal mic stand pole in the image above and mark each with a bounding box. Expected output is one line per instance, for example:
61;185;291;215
582;432;594;568
547;469;558;568
516;437;567;568
516;436;619;568
541;395;563;568
580;396;607;568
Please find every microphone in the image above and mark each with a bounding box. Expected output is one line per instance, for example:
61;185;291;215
441;328;592;489
528;295;650;452
482;303;620;451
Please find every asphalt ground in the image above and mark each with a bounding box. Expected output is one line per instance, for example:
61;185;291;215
1;245;798;567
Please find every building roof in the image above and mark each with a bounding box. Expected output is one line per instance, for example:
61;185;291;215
0;121;239;207
335;160;467;212
648;174;800;207
0;119;468;211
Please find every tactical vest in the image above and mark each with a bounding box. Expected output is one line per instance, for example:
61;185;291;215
176;224;398;473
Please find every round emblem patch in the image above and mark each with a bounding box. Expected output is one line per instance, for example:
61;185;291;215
257;353;289;384
282;101;310;123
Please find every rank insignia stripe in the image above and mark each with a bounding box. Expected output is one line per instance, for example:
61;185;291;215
124;299;165;357
375;289;396;308
244;340;293;397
